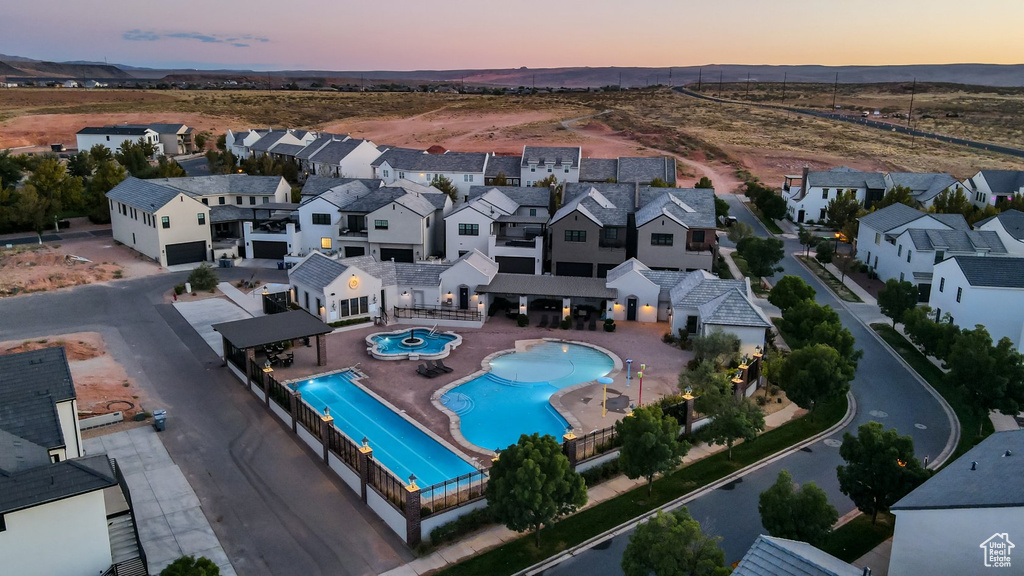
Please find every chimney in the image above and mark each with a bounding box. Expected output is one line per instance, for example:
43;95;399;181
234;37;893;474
801;166;809;193
971;461;977;470
1004;450;1012;457
862;568;871;576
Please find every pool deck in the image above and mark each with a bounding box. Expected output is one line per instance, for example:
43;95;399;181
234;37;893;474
262;314;689;462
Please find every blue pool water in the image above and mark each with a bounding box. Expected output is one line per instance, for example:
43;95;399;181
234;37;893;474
441;342;614;451
370;329;457;355
292;371;476;486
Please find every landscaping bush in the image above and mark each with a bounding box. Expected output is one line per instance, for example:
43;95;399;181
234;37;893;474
662;332;677;345
603;318;616;332
859;263;869;273
580;458;622;487
677;329;692;350
517;314;529;327
756;395;768;406
560;316;572;330
429;507;496;547
187;262;219;292
173;284;185;296
328;317;373;328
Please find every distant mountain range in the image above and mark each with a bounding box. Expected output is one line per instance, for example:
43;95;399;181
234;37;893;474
2;54;1023;87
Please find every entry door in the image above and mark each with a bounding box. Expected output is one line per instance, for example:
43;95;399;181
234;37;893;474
627;298;638;321
459;287;469;310
797;209;805;223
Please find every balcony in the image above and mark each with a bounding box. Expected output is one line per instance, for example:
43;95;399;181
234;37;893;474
339;228;369;238
496;236;536;248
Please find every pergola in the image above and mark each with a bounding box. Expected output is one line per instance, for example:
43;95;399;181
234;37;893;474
212;310;334;371
476;273;618;317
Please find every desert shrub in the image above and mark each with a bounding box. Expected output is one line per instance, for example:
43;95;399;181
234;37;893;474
561;316;572;330
173;284;185;295
663;332;677;345
187;262;218;291
604;318;616;332
517;314;529;327
859;263;869;273
756;395;768;406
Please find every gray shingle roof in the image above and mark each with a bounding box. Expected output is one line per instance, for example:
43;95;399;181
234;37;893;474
857;203;929;233
977;209;1024;240
887;172;958;203
930;213;970;231
893;429;1024;510
394;262;448;286
309;139;371;165
212;310;333;350
145;123;188;134
343;188;407;213
951;255;1024;288
733;535;862;576
807;169;887;190
521;146;581;168
699;289;772;328
300;176;380;198
606;259;651;282
209;204;297;224
393;191;441;217
555;183;636;227
378;151;488;173
454;249;499;278
289;253;349;291
579;158;618;182
670;270;749;308
617;157;677;185
0;454;116;515
485;155;522;178
296;134;348;160
635;189;716;229
105;177;183;212
156;174;285;198
249;131;290;152
0;427;50;474
304;180;377;209
979;170;1024;194
468;186;549;207
906;229;1006;254
0;347;76;456
371;147;425;168
340;255;397;285
477;273;617;298
640;269;691;298
76;126;152;136
270;143;305;157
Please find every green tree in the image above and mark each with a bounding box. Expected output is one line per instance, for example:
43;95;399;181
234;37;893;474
780;300;841;346
714;196;729;221
744;180;771;203
154;156;188;178
798;226;818;256
902;306;960;361
825;190;862;230
878;279;919;327
699;396;765;460
833;253;860;283
768;275;816;313
755;190;787;221
930;186;973;218
726;221;753;244
430;174;459;202
621;508;729;576
876;185;916;209
695;176;713;189
999;193;1024;212
946;326;1024;435
679;360;733;415
758;470;839;546
10;184;50;233
491;172;509;186
650;177;672;188
616;405;689;495
206;150;239;175
0;150;24;189
691;330;741;370
187;262;219;291
486;433;587;546
67;151;94;179
836;422;930;524
26;157;84;215
160;555;220;576
194;131;211;150
535;174;559;189
116;138;156;177
736;236;784;281
814;240;833;264
86;160;127;223
215;133;227;151
780;344;854;411
88;144;114;164
240;154;297;183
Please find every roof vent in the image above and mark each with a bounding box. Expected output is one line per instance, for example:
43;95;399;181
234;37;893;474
1004;450;1013;457
971;461;978;470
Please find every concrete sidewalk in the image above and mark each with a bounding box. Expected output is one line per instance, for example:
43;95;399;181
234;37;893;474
85;427;236;576
854;537;892;576
380;401;805;576
172;298;251;355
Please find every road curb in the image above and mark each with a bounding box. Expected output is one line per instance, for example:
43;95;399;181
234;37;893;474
515;391;856;576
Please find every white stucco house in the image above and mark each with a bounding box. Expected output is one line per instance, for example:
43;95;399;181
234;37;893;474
248;129;316;159
444;186;550;274
373;149;488;199
106;177;213;267
76;125;164;157
520;146;581;186
961;169;1024;208
782;167;887;224
975;209;1024;256
227;129;268;159
605;259;770;355
578;156;678;185
929;255;1024;352
885;172;959;209
889;430;1024;576
0;348;144;576
304;138;380;179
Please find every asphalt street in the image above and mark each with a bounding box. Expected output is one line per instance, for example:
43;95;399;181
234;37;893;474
543;193;954;572
0;269;412;576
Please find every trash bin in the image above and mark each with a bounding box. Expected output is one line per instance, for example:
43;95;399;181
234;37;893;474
153;409;167;432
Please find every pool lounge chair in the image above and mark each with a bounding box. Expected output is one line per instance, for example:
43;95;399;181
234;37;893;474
416;364;439;378
576;317;585;330
433;359;454;373
588;317;597;331
538;314;549;328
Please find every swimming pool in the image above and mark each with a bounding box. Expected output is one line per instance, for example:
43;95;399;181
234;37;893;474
291;371;476;487
366;328;461;360
440;341;615;451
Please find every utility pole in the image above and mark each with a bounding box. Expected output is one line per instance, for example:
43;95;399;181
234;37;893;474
907;78;916;127
718;70;723;98
831;72;839;111
781;71;787;104
532;74;536;91
668;67;672;86
745;72;750;100
618;71;622;90
697;68;702;91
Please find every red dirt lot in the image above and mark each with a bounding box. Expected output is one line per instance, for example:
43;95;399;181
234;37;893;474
0;112;227;149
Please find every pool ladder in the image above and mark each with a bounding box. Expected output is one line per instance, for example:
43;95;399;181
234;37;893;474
427;324;438;337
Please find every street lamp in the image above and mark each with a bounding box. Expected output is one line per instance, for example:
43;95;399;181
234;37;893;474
637;364;647;406
626;359;633;388
598;376;614;418
834;232;841;255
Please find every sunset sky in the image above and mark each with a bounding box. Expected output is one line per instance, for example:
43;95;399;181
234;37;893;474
4;0;1023;70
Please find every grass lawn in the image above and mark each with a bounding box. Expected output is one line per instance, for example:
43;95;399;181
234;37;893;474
436;395;848;576
747;204;784;234
871;323;993;461
822;512;895;563
796;255;863;303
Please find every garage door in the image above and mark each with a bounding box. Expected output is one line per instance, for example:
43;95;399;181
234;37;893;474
496;256;535;274
252;240;288;259
379;248;414;263
555;262;593;277
345;246;366;257
165;241;207;266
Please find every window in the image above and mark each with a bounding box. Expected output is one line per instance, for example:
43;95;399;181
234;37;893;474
529;208;537;216
907;250;912;263
263;197;270;204
900;272;905;282
201;198;208;205
564;230;586;242
311;213;331;225
822;188;829;199
547;168;552;173
898;245;903;257
458;250;468;257
218;197;225;205
875;233;881;245
934;251;945;264
564;168;569;173
426;216;430;227
399;172;405;179
939;278;945;292
236;196;243;205
464;174;474;182
249;196;256;205
458;223;479;236
347;215;366;231
603;228;618;240
339;299;349;317
374;220;389;230
161;216;170;229
106;135;110;141
956;287;962;303
383;169;389;178
197;213;205;225
651;233;674;246
359;296;368;314
691;230;706;243
531;167;536;172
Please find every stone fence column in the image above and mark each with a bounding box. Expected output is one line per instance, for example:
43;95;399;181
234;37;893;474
289;390;301;433
562;431;578;469
358;441;373;503
405;479;422;547
320;412;334;464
